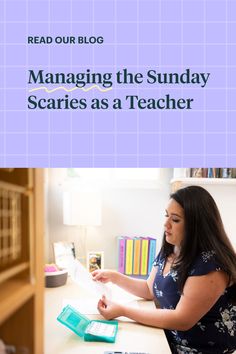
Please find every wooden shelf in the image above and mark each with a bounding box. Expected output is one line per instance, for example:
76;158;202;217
0;280;35;325
171;177;236;191
0;169;44;354
0;263;30;285
171;177;236;185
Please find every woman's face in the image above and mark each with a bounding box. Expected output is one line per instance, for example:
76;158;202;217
164;198;185;248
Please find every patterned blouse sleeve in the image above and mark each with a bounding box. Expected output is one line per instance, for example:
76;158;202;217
188;250;222;276
153;251;163;267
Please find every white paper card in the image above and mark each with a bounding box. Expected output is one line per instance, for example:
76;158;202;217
70;259;112;300
62;298;140;316
62;298;99;314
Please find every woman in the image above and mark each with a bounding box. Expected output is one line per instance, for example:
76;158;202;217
92;186;236;354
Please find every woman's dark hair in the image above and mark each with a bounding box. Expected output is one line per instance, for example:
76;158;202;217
161;185;236;297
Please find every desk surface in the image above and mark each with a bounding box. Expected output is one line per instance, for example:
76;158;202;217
44;279;171;354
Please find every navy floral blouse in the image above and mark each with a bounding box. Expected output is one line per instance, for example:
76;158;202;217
153;251;236;354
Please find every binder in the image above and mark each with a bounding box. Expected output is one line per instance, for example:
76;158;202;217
140;238;149;275
125;238;134;275
133;237;141;275
147;237;156;274
117;237;126;274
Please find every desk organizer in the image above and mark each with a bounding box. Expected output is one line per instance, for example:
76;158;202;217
45;268;68;287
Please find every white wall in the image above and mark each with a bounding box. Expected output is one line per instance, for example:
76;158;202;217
208;185;236;249
172;179;236;249
45;168;173;268
45;169;236;269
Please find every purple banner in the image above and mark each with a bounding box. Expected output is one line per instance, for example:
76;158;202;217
0;0;235;167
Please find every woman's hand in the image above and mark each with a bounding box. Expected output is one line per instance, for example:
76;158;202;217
97;295;124;320
91;269;117;283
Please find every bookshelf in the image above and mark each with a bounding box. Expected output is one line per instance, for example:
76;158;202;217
171;177;236;192
0;169;44;354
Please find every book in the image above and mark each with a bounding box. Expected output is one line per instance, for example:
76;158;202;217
125;238;134;275
207;168;213;178
201;168;208;178
117;236;157;277
191;168;202;178
222;168;228;178
231;169;236;178
140;238;149;276
117;237;126;274
147;238;156;275
132;237;141;275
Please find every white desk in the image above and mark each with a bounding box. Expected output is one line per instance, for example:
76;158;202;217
44;279;171;354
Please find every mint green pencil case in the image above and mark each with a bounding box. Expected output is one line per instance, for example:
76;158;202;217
57;304;118;343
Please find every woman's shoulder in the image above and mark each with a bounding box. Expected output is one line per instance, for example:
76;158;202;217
188;250;222;276
153;251;165;267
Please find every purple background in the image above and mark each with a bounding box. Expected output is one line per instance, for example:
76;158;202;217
0;0;235;167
